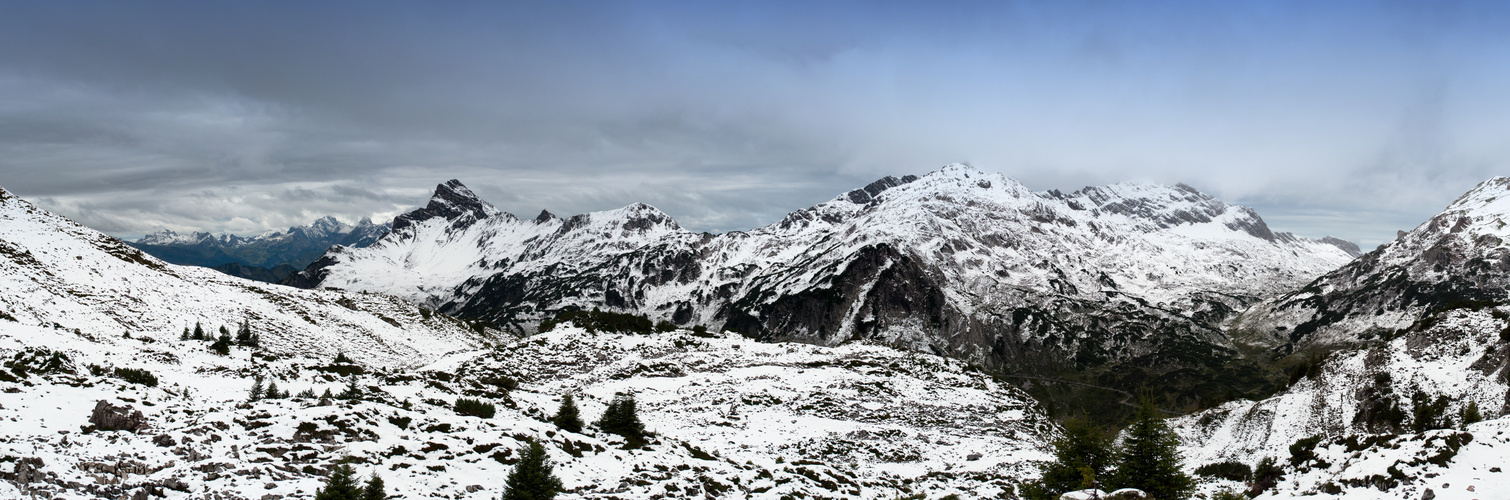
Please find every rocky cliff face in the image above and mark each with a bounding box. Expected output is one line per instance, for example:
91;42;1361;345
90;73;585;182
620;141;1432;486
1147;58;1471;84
291;164;1357;411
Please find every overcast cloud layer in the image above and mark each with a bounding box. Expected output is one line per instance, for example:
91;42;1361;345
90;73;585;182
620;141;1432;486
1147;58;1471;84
1;1;1508;248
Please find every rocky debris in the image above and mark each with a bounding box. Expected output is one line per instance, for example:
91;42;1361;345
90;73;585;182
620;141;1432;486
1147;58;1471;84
152;433;176;447
90;400;150;432
10;457;45;484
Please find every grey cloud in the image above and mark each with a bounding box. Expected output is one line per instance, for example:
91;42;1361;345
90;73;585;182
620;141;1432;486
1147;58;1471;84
2;1;1509;246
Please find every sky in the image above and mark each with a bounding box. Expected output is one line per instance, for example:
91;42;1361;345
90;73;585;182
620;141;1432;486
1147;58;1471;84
1;1;1508;249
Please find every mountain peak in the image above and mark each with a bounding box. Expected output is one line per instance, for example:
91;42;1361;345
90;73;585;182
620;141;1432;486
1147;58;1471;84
393;179;503;232
1445;176;1510;216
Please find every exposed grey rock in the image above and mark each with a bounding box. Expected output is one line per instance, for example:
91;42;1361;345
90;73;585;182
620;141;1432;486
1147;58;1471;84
89;400;149;432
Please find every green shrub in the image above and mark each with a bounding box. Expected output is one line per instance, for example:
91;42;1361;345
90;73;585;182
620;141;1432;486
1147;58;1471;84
1194;461;1252;481
454;398;496;418
1250;457;1283;497
112;367;158;387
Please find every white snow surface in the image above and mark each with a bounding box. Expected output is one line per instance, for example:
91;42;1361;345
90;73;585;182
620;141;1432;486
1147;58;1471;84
0;318;1060;499
311;164;1355;347
0;186;488;368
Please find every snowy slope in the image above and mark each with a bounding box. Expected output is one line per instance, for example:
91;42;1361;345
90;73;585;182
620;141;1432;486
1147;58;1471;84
0;186;485;368
0;319;1059;499
293;164;1357;409
1172;307;1510;499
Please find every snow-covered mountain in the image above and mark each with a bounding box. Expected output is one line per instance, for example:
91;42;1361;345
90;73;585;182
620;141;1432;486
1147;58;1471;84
0;185;482;367
130;216;390;281
1168;178;1510;498
291;164;1358;412
0;182;1062;498
1232;176;1510;354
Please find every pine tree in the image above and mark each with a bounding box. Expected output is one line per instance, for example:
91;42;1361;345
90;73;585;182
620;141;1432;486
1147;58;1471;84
192;322;205;340
314;463;361;500
501;439;563;500
1462;400;1483;428
236;319;255;347
597;393;646;447
1109;401;1194;500
210;330;232;356
180;327;190;341
264;379;281;400
552;394;584;433
1022;414;1113;499
361;472;385;500
340;376;362;400
248;376;265;402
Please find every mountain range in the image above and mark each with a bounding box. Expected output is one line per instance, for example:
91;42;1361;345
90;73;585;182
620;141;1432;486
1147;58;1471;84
289;164;1360;417
4;167;1510;499
129;216;389;282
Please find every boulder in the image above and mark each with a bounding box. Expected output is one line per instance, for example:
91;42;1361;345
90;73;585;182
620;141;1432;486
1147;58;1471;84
89;400;149;432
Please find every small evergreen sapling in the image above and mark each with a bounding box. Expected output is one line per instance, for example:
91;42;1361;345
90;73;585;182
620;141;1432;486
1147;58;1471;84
210;329;232;356
235;319;259;347
1021;414;1113;499
340;376;362;400
248;376;265;402
1110;401;1194;500
501;439;563;500
1462;400;1483;428
361;472;385;500
597;393;646;447
315;463;361;500
552;393;583;433
264;379;282;399
192;322;205;340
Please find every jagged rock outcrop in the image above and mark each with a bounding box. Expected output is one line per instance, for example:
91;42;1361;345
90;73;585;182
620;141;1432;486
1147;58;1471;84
89;400;150;432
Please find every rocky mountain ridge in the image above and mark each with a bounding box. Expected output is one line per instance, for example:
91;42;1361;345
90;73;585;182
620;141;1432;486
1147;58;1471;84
130;215;390;281
290;164;1360;414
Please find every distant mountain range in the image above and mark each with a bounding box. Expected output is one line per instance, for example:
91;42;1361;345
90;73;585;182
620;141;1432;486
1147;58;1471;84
129;216;389;282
